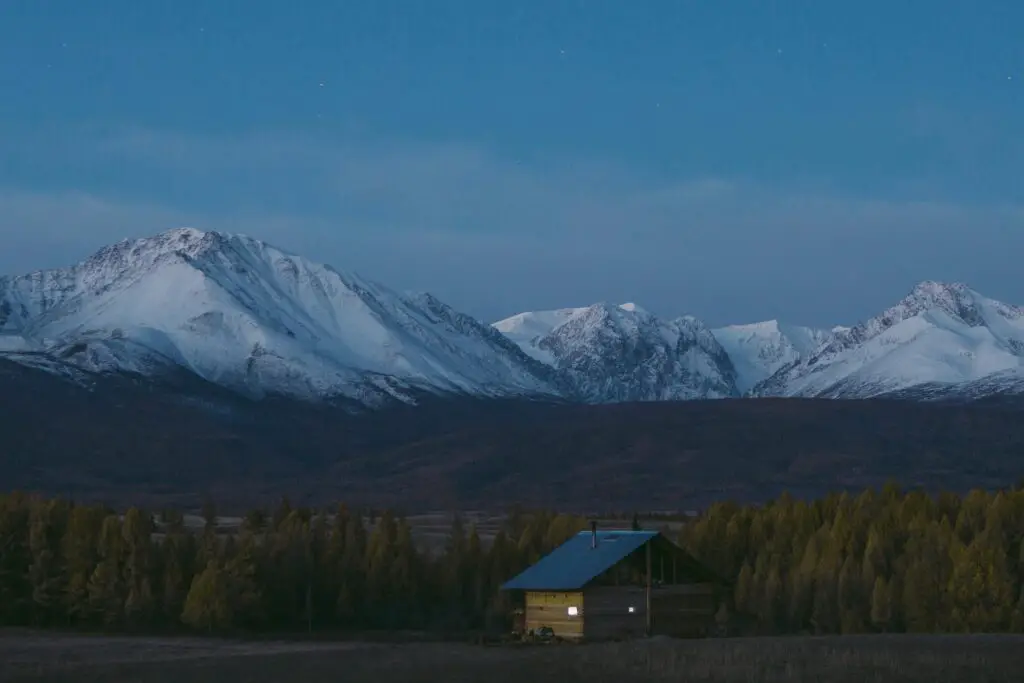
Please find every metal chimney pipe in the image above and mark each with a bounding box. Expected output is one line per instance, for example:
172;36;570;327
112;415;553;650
591;520;597;549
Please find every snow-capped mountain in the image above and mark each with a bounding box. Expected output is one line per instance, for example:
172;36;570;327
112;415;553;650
3;229;1022;407
0;228;560;405
711;321;843;393
492;303;739;401
751;281;1024;398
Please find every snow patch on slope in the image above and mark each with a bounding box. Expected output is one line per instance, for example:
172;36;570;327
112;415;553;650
494;303;738;401
491;306;586;364
752;281;1024;398
0;228;559;404
712;320;837;393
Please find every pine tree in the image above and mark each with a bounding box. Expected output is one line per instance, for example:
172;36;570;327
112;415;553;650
265;510;311;629
181;561;230;633
1017;534;1024;579
734;563;754;615
484;529;515;630
466;523;486;624
197;520;220;571
160;531;191;626
364;510;397;625
1010;586;1024;632
390;517;420;628
810;545;841;634
300;509;329;630
439;513;468;626
28;498;67;626
861;528;886;591
88;515;125;627
61;505;101;626
759;563;784;633
335;512;366;626
870;576;892;632
902;525;947;632
122;507;154;628
0;492;32;625
948;530;1016;631
788;532;821;631
225;530;263;628
837;553;865;633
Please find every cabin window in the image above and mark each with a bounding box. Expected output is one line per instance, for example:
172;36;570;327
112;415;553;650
567;606;579;616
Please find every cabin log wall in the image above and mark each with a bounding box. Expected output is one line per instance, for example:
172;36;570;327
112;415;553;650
524;591;584;639
650;582;717;638
581;583;717;640
582;586;647;640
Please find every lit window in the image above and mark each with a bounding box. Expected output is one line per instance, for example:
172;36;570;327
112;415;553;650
567;606;578;616
628;606;635;613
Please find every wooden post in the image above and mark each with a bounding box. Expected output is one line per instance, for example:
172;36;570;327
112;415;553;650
645;541;652;636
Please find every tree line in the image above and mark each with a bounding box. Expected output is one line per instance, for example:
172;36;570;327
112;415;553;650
678;484;1024;634
2;484;1024;636
0;493;585;634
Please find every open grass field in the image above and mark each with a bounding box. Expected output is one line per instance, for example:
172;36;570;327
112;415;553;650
177;512;674;553
3;632;1022;682
180;511;514;550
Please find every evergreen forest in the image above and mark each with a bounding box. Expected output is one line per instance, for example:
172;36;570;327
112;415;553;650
2;483;1024;636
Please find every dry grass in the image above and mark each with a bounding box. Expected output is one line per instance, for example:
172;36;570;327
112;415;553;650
2;632;1021;682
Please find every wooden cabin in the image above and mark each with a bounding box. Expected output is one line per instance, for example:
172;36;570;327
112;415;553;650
501;525;726;641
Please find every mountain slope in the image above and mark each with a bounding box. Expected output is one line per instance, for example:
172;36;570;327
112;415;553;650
711;320;841;393
752;281;1024;398
4;354;1023;510
493;303;739;401
0;228;560;405
4;230;1023;407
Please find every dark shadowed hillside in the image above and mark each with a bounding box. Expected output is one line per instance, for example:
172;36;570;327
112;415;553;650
2;358;1023;511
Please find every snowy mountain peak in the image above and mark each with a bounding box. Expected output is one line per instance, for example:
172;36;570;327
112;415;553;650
0;229;560;405
893;280;985;325
824;280;1024;357
906;280;1023;323
84;227;217;272
910;279;969;297
751;281;1024;398
493;303;738;401
4;228;1024;406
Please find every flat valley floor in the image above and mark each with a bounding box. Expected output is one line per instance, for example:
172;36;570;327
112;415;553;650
2;632;1022;683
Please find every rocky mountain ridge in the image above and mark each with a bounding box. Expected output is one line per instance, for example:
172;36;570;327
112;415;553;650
3;228;1022;406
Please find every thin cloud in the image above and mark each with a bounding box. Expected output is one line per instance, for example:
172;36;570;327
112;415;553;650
1;126;1022;326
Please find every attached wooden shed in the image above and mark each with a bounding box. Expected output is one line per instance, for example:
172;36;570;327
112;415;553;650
501;526;725;641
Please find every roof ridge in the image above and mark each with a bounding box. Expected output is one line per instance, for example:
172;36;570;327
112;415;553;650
501;529;661;591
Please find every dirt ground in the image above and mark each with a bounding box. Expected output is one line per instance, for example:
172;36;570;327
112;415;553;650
2;631;1022;683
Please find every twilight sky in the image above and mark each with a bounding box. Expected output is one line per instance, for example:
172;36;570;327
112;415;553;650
1;1;1021;327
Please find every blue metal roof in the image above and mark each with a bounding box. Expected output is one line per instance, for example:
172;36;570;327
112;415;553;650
501;530;658;591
